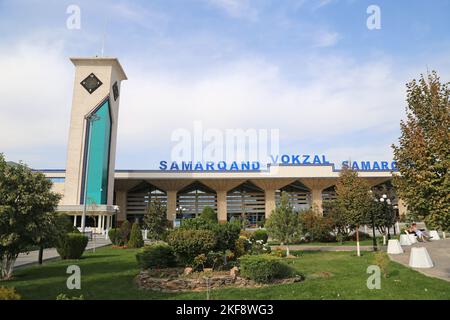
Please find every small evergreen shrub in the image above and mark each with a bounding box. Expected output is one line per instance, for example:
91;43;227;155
239;255;294;283
251;229;269;243
128;222;144;248
136;243;176;269
108;228;120;245
198;206;218;223
56;233;89;259
0;287;21;300
166;229;216;265
212;222;241;252
119;220;132;244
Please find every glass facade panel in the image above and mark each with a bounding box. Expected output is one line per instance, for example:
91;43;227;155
82;99;112;205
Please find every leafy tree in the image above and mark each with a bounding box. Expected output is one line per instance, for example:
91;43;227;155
367;199;396;236
143;199;168;241
128;222;144;248
265;192;301;256
323;200;352;242
335;167;372;256
0;154;61;279
36;214;75;264
392;71;450;231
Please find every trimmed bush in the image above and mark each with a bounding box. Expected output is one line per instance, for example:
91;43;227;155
120;220;132;244
0;287;21;300
108;228;120;245
179;217;240;252
212;222;241;252
198;206;218;223
128;222;144;248
251;229;269;243
56;233;89;259
166;229;216;265
136;243;176;269
239;255;294;283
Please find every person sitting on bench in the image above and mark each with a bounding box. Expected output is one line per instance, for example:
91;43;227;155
410;223;431;241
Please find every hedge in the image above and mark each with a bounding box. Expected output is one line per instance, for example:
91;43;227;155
56;233;89;259
166;229;216;265
239;255;294;283
136;243;176;269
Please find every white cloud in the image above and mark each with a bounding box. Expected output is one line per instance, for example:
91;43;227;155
312;30;340;47
204;0;258;20
0;40;72;167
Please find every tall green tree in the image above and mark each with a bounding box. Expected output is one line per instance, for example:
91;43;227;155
392;71;450;231
143;199;168;241
0;154;61;279
265;192;301;256
335;167;372;256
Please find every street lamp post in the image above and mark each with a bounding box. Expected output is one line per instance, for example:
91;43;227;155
372;198;378;252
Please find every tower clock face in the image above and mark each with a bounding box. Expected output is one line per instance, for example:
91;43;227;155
81;73;103;94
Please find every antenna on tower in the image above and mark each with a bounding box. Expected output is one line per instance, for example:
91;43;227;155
101;17;109;57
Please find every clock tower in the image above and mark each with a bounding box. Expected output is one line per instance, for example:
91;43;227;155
62;57;127;212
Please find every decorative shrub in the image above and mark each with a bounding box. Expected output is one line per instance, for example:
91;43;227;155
0;287;21;300
166;229;216;265
251;229;269;243
179;217;240;253
239;255;295;283
198;206;218;223
136;243;176;269
56;233;89;259
180;218;212;230
211;223;241;252
248;238;271;255
119;220;132;244
128;222;144;248
234;236;251;257
108;228;120;245
299;209;334;242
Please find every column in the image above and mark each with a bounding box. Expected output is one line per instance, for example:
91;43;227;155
264;189;276;219
166;190;177;223
73;215;77;227
216;190;228;223
115;190;127;223
311;188;324;214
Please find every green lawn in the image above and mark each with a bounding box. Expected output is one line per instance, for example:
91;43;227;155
2;246;449;300
268;238;381;246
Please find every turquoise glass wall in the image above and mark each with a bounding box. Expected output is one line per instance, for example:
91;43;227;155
83;99;112;205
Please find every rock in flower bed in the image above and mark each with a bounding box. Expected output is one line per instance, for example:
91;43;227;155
135;268;304;292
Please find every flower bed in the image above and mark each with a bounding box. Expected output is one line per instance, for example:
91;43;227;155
135;269;303;292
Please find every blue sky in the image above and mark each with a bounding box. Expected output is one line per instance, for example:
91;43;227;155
1;0;450;169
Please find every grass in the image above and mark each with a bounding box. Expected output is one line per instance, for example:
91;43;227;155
1;246;449;300
268;238;381;246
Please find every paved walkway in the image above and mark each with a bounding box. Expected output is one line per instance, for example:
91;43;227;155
388;238;450;282
14;236;111;268
272;245;375;251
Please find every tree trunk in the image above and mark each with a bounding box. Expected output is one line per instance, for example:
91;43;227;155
1;254;17;280
286;245;290;257
38;246;44;265
356;225;361;257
